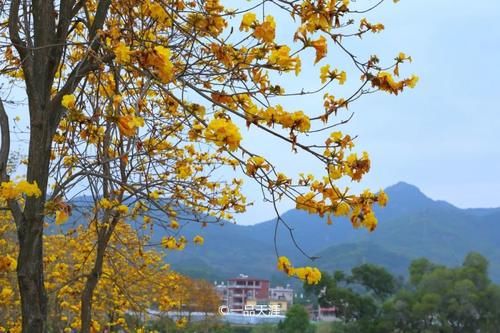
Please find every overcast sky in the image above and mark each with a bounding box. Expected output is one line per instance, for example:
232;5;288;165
236;0;500;224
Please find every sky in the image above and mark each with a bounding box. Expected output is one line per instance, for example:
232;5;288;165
236;0;500;224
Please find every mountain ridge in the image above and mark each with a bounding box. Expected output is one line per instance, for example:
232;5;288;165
165;182;500;282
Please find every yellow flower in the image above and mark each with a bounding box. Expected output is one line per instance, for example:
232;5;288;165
114;42;131;64
363;211;378;231
328;165;342;180
330;131;343;142
277;256;321;284
377;190;389;207
148;2;169;23
0;255;17;272
320;65;330;84
99;198;114;209
204;118;242;151
170;220;180;230
0;287;14;299
277;256;293;273
116;204;129;214
253;15;276;43
16;180;42;197
334;202;350;216
311;36;327;64
245;156;269;176
162;236;177;249
55;210;69;225
293;267;322;285
61;94;76;109
295;192;318;214
193;235;204;245
337;71;347;85
240;12;256;31
268;46;299;72
146;46;174;83
149;190;160;200
176;317;188;328
117;114;144;137
407;74;419;88
371;71;412;95
1;180;42;199
397;52;412;62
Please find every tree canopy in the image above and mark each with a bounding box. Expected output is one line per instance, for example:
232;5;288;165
306;253;500;333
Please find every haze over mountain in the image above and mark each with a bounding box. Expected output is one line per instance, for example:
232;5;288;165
163;182;500;283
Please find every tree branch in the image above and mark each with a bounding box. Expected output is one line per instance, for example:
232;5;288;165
0;99;24;226
0;99;10;180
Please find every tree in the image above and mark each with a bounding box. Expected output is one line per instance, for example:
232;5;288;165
0;211;191;332
278;304;314;333
306;254;500;333
409;258;440;286
383;253;495;333
350;264;397;299
0;0;417;331
306;268;387;327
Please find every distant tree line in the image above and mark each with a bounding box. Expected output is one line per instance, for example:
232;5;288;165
304;252;500;333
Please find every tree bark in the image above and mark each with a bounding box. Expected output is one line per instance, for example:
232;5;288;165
17;121;53;333
80;227;114;333
17;215;47;333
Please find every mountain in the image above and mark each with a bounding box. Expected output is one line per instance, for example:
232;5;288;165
165;182;500;282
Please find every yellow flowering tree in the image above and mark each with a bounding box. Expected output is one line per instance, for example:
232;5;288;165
0;213;188;333
0;0;417;332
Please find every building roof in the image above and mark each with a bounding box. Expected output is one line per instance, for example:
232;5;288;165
228;277;269;282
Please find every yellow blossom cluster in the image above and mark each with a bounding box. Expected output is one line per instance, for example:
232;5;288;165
320;65;347;85
277;256;322;285
113;42;131;64
1;213;195;332
284;129;391;232
360;18;385;33
204;117;242;151
218;95;311;133
268;46;301;75
98;198;129;215
0;180;41;200
161;236;187;250
144;46;175;83
117;114;145;137
253;16;276;43
61;94;76;109
371;71;419;95
240;12;257;32
245;156;270;177
0;254;16;272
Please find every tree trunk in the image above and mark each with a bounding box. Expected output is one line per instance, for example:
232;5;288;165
81;230;113;333
17;218;47;333
17;123;53;333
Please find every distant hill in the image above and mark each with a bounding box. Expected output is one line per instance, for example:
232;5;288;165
165;182;500;282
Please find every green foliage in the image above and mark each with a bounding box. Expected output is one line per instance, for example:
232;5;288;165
350;263;398;299
278;304;315;333
306;253;500;333
409;257;440;286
